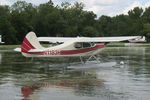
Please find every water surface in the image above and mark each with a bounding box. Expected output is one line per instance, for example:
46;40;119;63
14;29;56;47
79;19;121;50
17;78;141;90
0;44;150;100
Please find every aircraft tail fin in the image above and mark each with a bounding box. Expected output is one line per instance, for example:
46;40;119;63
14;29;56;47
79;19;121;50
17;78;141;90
21;32;43;53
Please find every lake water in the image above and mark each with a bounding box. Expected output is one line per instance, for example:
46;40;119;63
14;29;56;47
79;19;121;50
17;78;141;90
0;44;150;100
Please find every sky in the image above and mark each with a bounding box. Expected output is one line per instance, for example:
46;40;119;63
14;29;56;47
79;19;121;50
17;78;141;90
0;0;150;17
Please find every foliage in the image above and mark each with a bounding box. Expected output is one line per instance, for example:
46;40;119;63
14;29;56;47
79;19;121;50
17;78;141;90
0;0;150;44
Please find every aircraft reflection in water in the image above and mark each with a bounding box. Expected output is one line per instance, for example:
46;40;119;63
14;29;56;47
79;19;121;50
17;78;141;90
20;64;108;100
21;79;105;100
0;45;150;100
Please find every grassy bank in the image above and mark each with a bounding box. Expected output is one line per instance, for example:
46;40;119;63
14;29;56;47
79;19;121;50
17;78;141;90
0;45;20;52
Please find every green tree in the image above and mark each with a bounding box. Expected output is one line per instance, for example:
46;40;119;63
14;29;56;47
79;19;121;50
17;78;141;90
111;14;131;36
97;15;112;36
128;7;144;36
142;7;150;23
0;5;17;44
82;26;98;37
11;1;36;43
1;1;150;44
142;24;150;42
128;7;143;19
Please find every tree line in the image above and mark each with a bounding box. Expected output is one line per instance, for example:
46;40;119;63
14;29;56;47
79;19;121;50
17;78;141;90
0;0;150;44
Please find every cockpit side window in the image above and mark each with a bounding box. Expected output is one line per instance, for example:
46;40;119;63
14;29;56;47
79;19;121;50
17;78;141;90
74;42;94;49
74;43;82;48
82;42;91;48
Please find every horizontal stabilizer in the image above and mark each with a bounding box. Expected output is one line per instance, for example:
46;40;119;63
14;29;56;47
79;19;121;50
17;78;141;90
14;48;21;52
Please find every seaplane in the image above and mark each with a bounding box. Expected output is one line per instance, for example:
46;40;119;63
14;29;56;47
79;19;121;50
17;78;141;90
14;32;141;63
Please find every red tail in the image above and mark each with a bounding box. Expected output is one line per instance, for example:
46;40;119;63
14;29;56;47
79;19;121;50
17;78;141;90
21;32;44;53
21;37;35;53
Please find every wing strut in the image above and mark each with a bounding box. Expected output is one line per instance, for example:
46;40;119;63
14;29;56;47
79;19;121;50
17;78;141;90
79;55;101;63
79;56;84;63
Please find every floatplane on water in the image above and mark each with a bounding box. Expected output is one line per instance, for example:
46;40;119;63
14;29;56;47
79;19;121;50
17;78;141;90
14;32;141;63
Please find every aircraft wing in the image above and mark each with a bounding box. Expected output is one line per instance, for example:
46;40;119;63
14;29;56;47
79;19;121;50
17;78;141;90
38;37;75;43
38;36;141;43
78;36;141;42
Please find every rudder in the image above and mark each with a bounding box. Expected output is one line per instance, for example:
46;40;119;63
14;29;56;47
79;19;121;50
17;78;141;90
21;32;43;53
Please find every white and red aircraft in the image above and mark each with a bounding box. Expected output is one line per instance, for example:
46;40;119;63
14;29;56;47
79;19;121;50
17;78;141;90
14;32;141;62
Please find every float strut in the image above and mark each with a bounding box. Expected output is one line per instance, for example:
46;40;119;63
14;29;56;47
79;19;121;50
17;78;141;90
86;55;100;62
80;56;85;63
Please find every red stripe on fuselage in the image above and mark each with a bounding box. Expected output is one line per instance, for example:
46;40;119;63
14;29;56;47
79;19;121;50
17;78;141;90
23;44;105;55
